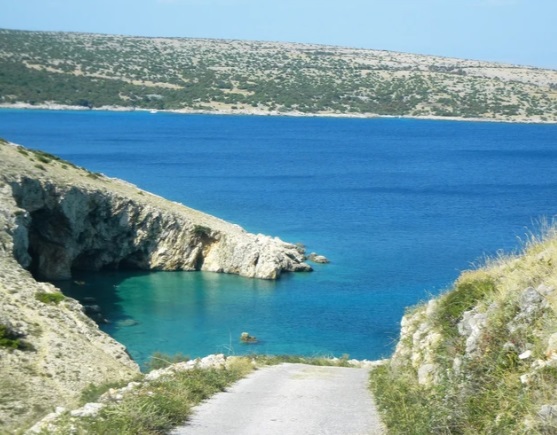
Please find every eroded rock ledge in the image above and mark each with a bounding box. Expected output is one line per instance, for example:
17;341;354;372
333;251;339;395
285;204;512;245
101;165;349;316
0;141;311;281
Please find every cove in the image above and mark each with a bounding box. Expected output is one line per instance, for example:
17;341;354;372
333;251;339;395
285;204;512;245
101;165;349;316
2;109;557;366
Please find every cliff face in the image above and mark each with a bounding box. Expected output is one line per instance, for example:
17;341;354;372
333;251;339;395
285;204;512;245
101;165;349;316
0;175;140;431
0;141;311;281
372;229;557;433
0;140;311;431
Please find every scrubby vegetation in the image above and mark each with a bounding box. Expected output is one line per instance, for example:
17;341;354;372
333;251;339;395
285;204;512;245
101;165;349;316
54;356;255;435
370;226;557;434
40;352;362;434
0;323;32;351
35;291;65;305
251;353;353;367
1;29;557;121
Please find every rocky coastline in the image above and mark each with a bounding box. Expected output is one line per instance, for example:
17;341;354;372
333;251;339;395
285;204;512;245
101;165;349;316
1;102;555;125
0;139;312;431
0;140;312;281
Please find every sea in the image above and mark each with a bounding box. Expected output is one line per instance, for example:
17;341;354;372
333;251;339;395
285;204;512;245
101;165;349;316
1;109;556;368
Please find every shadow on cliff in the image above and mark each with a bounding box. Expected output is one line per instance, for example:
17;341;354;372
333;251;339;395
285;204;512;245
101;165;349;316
53;270;152;330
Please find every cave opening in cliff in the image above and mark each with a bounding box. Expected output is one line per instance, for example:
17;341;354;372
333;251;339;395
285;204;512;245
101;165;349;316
27;208;73;281
24;205;153;280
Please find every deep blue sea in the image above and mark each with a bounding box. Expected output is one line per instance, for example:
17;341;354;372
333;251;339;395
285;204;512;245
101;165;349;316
2;109;556;367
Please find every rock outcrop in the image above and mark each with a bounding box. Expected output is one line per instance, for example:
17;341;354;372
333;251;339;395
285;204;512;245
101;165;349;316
0;139;311;431
0;141;311;281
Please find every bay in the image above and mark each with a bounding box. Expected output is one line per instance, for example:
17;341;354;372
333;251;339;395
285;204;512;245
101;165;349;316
1;109;556;367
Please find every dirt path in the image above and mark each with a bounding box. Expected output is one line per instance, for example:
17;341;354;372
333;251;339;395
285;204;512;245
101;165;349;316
171;363;385;435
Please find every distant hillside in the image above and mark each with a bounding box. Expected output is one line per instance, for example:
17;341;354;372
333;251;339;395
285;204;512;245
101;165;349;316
1;28;557;122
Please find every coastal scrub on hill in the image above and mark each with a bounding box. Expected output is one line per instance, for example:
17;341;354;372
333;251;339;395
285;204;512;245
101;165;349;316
1;28;557;123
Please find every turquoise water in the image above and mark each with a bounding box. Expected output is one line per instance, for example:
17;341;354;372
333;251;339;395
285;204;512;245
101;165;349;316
2;110;557;366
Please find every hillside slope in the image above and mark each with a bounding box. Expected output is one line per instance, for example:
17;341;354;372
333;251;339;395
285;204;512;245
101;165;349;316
1;28;557;122
371;228;557;433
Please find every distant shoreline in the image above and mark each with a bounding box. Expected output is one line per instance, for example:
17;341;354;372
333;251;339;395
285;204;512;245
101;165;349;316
1;102;554;125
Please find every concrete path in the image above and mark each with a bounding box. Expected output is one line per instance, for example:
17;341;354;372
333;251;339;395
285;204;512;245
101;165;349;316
171;363;385;435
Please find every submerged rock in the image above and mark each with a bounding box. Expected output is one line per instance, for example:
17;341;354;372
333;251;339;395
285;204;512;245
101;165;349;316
308;252;330;264
240;332;258;343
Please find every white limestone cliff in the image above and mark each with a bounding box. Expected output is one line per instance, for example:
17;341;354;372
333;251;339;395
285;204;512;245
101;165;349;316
0;140;311;281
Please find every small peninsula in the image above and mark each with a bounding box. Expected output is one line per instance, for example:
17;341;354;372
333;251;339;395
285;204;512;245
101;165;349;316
0;139;310;431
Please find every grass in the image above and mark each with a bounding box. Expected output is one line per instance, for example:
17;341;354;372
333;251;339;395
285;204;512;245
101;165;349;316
434;273;497;337
146;352;190;371
370;365;451;434
80;380;135;405
251;353;353;367
72;359;254;435
370;226;557;434
52;352;357;434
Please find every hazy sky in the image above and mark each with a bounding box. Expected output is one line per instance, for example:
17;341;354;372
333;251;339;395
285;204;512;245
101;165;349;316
1;0;556;69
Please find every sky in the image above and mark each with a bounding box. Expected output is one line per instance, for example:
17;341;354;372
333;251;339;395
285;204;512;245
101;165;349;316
1;0;556;70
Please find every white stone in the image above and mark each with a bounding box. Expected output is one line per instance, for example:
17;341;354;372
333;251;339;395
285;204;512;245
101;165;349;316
70;402;105;417
519;350;532;360
417;363;438;386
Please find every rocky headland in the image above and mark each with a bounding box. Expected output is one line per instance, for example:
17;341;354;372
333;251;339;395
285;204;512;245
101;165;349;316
0;139;311;431
0;140;311;281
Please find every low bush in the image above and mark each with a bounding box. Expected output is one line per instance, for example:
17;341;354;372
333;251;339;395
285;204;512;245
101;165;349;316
435;275;497;337
0;324;33;351
35;292;65;305
192;225;211;237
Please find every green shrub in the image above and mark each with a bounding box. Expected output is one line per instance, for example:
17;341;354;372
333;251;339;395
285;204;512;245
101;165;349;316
35;292;65;305
35;154;51;164
435;277;497;337
0;324;33;351
0;324;22;350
